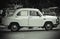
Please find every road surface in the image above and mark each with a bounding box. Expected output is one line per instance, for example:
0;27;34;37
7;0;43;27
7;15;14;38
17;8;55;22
0;29;60;39
0;24;60;39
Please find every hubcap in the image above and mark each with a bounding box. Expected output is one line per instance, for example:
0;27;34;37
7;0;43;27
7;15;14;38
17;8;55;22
46;24;51;29
11;25;18;31
47;24;51;27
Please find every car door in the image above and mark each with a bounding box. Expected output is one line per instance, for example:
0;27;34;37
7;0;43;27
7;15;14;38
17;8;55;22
29;11;43;26
15;10;29;26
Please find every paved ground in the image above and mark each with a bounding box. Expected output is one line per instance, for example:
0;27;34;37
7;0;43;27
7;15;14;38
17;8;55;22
0;29;60;39
0;24;60;39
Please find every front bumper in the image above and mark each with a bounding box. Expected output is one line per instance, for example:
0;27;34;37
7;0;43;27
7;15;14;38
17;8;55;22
54;17;60;27
53;23;59;28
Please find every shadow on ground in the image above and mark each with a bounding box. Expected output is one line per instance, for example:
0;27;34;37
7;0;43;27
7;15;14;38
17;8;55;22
0;29;60;33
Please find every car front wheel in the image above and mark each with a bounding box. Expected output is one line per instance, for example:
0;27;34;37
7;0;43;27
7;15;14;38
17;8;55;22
45;23;53;31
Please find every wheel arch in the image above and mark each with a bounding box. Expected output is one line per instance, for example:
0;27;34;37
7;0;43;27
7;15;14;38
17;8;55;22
43;21;53;27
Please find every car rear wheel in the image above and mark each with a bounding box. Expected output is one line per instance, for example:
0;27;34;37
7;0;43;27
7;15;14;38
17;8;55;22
11;24;20;32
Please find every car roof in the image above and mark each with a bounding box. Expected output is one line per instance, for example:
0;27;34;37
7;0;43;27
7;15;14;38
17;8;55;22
16;8;39;11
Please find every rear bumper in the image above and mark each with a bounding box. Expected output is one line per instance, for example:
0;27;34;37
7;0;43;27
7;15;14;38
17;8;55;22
0;24;8;28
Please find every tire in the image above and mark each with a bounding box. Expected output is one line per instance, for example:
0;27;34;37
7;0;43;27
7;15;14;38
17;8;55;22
11;24;20;32
45;22;53;31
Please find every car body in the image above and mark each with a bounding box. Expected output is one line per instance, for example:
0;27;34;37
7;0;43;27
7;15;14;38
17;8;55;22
2;8;59;31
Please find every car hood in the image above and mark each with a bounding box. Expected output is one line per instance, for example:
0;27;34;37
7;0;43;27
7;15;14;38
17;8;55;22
42;15;57;19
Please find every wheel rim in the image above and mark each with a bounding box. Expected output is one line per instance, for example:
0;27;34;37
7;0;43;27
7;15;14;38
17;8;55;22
46;24;52;30
11;25;18;31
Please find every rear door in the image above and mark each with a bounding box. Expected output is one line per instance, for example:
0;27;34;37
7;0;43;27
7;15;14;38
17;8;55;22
15;10;29;26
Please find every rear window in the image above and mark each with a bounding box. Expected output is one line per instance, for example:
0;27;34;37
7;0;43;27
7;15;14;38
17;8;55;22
17;10;28;16
7;10;15;17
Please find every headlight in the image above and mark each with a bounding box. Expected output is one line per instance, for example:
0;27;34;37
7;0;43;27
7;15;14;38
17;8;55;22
56;17;59;24
56;19;59;21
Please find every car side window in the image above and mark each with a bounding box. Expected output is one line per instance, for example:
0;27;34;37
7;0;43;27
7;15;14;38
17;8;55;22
17;10;28;16
30;11;40;16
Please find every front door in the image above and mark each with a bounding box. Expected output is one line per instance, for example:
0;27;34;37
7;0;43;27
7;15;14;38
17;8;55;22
29;11;43;26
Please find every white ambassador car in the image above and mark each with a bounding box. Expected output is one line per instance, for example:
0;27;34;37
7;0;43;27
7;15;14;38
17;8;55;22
2;8;59;31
